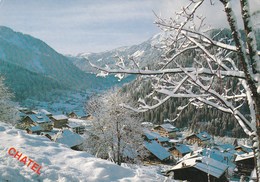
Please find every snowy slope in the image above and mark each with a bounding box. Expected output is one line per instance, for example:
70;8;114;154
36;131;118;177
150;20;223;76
0;122;167;181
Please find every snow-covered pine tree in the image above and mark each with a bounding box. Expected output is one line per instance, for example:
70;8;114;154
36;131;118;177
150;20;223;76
0;76;18;124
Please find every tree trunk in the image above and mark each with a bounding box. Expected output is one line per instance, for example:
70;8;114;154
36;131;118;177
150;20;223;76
116;120;121;166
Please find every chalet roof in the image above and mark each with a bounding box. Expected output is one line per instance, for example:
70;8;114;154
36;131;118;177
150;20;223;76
172;144;192;155
154;123;178;133
143;129;169;142
55;129;84;148
40;130;59;139
170;156;228;178
187;131;211;141
39;109;52;116
26;114;51;124
235;145;253;154
52;115;68;121
196;131;211;141
144;140;171;161
68;118;92;126
200;148;234;164
68;111;87;118
215;144;235;151
235;152;254;162
28;125;44;132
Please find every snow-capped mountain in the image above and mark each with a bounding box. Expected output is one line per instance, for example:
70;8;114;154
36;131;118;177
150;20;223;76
69;33;164;73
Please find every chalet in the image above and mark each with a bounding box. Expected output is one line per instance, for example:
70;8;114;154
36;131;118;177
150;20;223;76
54;129;84;150
166;156;228;182
66;118;93;134
21;114;53;131
51;115;68;128
143;140;171;162
235;145;253;154
26;125;44;135
143;129;170;147
153;123;179;139
169;144;192;159
235;152;255;176
40;130;59;141
39;109;52;117
185;131;211;146
67;111;79;119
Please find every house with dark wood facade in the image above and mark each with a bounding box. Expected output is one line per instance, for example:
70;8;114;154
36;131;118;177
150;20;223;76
51;115;68;128
185;131;211;146
153;123;179;139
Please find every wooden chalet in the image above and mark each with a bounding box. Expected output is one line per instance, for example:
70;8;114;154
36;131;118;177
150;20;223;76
143;140;171;163
143;128;171;147
54;129;84;150
68;111;79;119
235;145;253;154
21;114;53;131
185;131;211;146
169;144;192;159
26;125;44;135
166;156;228;182
51;115;68;128
153;123;179;139
235;152;255;176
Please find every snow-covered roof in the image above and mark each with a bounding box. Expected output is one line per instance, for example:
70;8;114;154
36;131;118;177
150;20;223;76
52;115;68;121
170;156;228;178
215;144;235;151
143;129;169;142
68;111;87;118
235;145;253;154
187;131;211;141
26;114;51;124
172;144;192;154
68;118;92;126
155;123;178;132
235;152;254;162
28;125;44;132
55;129;84;148
144;140;171;161
39;109;52;116
201;148;234;164
196;131;211;141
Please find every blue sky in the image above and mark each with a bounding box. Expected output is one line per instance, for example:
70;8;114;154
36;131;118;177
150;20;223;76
0;0;259;55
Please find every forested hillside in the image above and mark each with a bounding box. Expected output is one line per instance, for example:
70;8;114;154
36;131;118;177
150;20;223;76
121;28;260;138
0;26;129;102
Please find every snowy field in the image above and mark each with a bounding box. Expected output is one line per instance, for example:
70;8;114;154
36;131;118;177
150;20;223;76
0;122;171;182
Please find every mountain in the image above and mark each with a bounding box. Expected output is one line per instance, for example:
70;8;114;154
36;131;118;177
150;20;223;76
69;33;164;73
0;26;125;102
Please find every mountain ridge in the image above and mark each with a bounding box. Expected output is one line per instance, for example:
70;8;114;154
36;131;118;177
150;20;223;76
0;26;126;103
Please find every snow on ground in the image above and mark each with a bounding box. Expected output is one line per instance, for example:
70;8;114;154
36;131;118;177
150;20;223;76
0;122;170;182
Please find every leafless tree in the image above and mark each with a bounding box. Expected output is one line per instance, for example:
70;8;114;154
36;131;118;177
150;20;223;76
91;0;260;179
84;89;147;165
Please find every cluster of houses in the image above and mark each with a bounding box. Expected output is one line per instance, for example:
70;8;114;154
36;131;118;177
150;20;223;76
141;122;256;181
16;108;255;181
17;108;93;150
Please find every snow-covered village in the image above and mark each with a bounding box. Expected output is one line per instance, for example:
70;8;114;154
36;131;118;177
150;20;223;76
0;0;260;182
